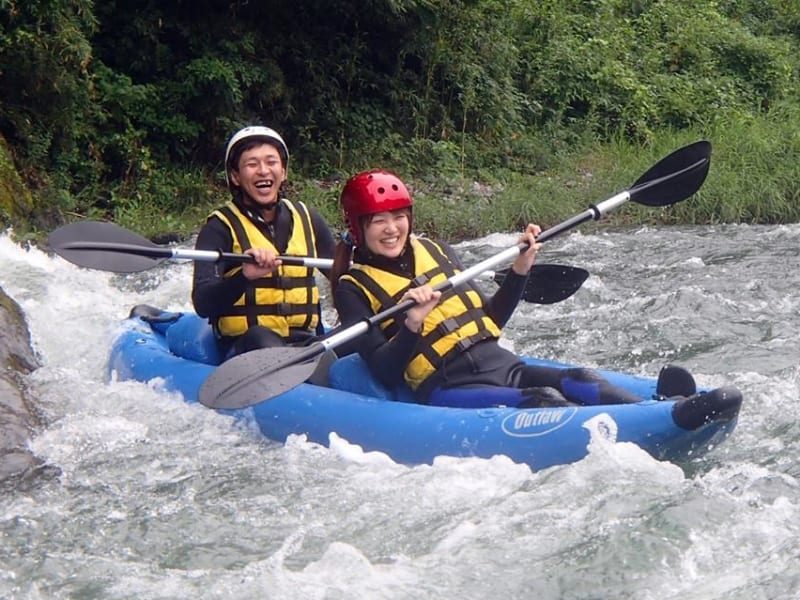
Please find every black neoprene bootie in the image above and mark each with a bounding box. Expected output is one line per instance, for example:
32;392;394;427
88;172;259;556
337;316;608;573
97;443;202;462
672;386;744;430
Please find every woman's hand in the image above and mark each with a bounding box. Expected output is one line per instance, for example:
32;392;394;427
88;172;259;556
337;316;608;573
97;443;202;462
242;247;282;280
402;284;442;333
511;223;542;275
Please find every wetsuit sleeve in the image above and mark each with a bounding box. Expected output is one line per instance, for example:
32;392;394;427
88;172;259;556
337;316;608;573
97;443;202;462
309;207;336;260
333;280;419;389
191;217;250;319
484;269;528;327
438;240;528;328
308;206;336;282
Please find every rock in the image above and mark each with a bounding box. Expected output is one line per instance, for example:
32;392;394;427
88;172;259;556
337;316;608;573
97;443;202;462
0;133;59;235
0;286;45;482
0;135;35;231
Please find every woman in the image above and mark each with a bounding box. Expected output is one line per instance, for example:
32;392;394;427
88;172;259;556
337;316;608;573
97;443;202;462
330;169;644;408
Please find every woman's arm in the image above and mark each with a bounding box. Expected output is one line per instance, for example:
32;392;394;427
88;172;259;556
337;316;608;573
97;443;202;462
487;224;540;326
438;240;528;328
484;270;529;327
334;281;420;389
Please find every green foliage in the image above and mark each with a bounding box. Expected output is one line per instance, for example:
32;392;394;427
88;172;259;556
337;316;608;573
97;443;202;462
664;104;800;224
511;0;799;143
289;179;344;233
111;166;226;239
2;0;800;239
0;0;98;180
0;134;35;230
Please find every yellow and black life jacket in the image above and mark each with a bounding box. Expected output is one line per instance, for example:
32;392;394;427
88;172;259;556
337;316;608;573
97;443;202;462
212;199;320;338
341;237;501;390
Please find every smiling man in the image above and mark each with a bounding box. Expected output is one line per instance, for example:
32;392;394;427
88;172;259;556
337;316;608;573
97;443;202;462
192;126;336;360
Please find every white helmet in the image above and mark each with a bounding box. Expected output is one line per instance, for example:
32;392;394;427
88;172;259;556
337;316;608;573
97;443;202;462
224;126;289;187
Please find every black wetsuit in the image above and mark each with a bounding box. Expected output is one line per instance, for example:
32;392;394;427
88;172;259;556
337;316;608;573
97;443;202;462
192;199;336;358
334;241;642;408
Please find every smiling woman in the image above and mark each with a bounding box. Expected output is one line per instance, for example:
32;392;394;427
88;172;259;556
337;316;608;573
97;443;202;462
362;210;413;259
329;169;644;409
190;125;337;360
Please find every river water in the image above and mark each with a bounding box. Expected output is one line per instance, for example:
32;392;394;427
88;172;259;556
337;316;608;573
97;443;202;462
1;223;798;599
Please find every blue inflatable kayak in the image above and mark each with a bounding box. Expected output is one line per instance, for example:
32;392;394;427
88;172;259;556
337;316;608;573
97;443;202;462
107;305;743;471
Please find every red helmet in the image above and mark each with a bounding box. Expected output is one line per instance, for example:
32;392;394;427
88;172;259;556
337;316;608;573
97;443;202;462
340;170;413;247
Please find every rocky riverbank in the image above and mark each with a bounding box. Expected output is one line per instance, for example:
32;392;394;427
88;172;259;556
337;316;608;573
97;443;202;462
0;286;44;482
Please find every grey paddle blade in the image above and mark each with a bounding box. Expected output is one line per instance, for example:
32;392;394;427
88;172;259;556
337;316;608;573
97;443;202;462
199;345;325;409
48;221;168;272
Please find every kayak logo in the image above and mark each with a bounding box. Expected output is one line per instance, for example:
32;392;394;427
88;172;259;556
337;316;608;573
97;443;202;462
501;407;578;438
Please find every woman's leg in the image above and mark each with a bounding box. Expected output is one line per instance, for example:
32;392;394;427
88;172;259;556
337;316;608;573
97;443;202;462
513;364;642;405
427;385;527;408
427;385;572;408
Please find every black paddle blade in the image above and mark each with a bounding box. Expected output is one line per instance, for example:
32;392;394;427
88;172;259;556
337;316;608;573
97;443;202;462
493;264;590;304
48;221;167;273
199;344;325;409
630;140;711;207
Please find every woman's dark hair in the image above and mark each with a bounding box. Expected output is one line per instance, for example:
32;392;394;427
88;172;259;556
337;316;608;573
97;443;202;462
329;239;354;298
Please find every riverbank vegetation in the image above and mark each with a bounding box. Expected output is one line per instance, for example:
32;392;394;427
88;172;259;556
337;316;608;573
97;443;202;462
2;0;800;241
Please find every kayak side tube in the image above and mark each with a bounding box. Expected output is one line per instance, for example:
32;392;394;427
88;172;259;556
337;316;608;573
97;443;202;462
107;309;743;470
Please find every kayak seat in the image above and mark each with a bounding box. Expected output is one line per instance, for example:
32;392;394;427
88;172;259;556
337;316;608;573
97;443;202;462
656;364;697;398
165;313;224;366
328;353;416;403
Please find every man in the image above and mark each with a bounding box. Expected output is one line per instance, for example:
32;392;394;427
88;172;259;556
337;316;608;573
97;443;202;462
192;126;336;360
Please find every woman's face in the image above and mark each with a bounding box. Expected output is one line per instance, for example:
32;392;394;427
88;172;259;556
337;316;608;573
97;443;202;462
362;209;410;258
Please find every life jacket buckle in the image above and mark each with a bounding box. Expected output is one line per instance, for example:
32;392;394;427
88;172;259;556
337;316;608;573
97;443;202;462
412;274;430;286
436;317;460;336
275;302;293;315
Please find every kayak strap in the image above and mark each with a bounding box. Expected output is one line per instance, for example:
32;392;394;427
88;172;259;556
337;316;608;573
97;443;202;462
129;304;181;324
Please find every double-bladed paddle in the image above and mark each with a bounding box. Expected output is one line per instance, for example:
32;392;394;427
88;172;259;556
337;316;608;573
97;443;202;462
46;220;588;305
47;220;334;272
199;139;712;410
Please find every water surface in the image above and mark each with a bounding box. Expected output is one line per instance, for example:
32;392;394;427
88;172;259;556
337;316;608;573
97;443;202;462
1;223;798;599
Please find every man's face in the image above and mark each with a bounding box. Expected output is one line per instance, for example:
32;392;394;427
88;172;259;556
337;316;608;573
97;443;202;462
231;143;286;208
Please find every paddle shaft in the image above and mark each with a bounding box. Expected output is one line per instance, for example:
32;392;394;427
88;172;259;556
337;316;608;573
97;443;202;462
198;140;712;409
55;240;331;269
321;228;582;351
205;189;651;395
55;238;526;274
317;154;709;353
56;238;530;273
49;220;589;305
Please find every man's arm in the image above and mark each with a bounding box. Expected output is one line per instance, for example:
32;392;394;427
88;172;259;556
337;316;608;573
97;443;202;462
309;207;336;259
191;218;249;318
